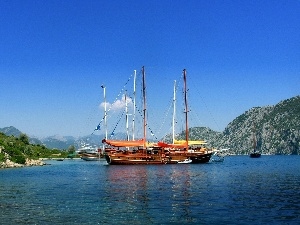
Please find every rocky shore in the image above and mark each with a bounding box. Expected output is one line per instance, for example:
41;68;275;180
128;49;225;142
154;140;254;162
0;158;46;169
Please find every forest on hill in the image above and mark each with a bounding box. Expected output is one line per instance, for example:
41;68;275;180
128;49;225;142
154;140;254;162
0;132;75;165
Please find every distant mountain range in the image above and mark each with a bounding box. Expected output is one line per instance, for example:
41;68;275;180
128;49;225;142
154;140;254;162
0;126;126;150
1;95;299;155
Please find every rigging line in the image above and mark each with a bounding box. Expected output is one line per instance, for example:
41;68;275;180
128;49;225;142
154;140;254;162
111;72;134;109
110;109;126;137
129;98;158;140
92;72;135;133
155;88;177;139
126;93;143;119
148;126;158;140
200;95;220;131
189;75;221;131
145;105;158;140
114;73;135;100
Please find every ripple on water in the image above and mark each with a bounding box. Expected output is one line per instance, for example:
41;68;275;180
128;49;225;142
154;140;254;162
0;156;300;224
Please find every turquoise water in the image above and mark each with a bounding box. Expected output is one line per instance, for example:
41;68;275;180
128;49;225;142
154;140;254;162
1;156;300;224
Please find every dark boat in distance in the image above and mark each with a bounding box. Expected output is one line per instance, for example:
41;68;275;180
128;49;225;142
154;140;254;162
250;152;261;158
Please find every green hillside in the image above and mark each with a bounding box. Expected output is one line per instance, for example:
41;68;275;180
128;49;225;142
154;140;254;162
0;132;70;164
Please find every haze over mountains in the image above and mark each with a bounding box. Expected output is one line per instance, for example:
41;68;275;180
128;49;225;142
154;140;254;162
1;95;299;155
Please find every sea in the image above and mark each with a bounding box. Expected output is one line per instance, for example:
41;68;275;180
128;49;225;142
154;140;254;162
0;155;300;225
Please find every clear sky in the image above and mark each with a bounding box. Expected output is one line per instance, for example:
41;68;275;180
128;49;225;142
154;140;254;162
1;0;299;139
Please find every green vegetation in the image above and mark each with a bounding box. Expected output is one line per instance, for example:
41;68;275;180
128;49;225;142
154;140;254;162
0;132;73;164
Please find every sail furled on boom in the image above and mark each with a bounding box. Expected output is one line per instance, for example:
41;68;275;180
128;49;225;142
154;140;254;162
102;139;145;147
174;140;207;145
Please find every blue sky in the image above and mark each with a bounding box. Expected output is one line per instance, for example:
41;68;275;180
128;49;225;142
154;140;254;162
0;0;299;139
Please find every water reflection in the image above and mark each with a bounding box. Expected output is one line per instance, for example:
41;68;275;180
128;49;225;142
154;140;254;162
0;156;300;224
103;164;202;223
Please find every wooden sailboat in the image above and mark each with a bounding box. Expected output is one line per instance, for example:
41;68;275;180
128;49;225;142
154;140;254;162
158;69;213;163
103;67;182;165
249;124;261;158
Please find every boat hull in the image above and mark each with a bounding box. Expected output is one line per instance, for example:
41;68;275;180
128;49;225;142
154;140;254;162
168;151;213;164
189;153;213;163
178;159;192;164
105;154;179;165
104;150;213;165
250;152;261;158
82;157;100;161
81;153;101;161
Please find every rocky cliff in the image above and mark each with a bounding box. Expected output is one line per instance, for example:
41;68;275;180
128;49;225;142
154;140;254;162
172;96;300;155
216;96;300;155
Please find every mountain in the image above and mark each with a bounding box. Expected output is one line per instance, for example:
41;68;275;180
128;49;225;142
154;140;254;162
216;95;300;155
40;135;77;150
0;126;22;137
1;95;299;154
0;126;107;150
163;127;221;148
0;126;44;146
161;95;300;155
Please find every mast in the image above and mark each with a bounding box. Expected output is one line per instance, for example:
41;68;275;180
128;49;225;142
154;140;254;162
125;90;129;141
101;85;108;140
252;123;257;152
142;66;147;148
172;80;176;144
101;84;107;155
183;69;189;150
132;70;136;140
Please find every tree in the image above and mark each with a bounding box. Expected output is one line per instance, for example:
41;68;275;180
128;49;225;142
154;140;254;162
67;145;76;153
19;133;29;145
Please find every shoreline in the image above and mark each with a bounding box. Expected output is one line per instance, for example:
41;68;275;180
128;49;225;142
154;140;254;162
0;157;83;169
39;157;81;160
0;158;46;169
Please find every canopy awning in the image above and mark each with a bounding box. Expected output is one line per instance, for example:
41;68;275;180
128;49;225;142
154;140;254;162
174;140;207;145
157;141;187;148
102;139;145;147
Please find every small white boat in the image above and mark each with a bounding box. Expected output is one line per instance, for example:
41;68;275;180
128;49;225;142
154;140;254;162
77;144;98;154
81;153;101;161
178;158;192;164
210;156;224;162
210;148;229;162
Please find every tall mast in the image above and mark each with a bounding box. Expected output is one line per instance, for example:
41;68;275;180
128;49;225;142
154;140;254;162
132;70;136;141
142;66;147;148
183;69;189;149
252;123;257;152
101;85;108;140
125;90;129;141
172;80;176;144
101;84;107;155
